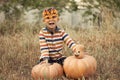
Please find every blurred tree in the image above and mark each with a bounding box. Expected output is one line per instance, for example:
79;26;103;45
0;0;78;20
81;0;120;12
81;0;120;27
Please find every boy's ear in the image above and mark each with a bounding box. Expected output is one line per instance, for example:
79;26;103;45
57;17;59;21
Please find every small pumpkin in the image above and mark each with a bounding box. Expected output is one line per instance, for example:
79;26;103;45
31;63;63;80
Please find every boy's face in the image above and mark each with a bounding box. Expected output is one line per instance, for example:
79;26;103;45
43;8;59;29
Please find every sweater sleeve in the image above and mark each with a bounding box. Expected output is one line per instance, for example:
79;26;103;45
62;31;76;52
39;30;49;59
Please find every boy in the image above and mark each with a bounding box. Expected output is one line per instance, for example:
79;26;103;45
38;7;77;65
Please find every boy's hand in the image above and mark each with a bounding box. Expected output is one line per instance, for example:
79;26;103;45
40;59;48;64
74;51;80;57
38;57;49;64
74;44;85;58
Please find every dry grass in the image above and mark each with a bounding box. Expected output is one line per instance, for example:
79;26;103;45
0;20;120;80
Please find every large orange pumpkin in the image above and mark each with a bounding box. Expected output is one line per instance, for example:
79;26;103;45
31;63;63;80
63;44;97;79
63;55;97;79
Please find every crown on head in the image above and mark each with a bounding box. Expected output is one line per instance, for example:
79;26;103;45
42;7;58;18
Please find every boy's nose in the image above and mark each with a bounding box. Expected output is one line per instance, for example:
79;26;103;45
49;18;54;21
49;18;53;20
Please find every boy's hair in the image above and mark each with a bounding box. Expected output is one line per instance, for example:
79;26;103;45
42;7;58;17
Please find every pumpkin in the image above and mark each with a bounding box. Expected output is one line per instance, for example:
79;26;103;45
31;63;63;80
63;55;97;79
63;44;97;79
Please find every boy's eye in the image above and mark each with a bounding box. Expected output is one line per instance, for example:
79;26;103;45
45;17;50;19
78;51;80;53
52;16;57;18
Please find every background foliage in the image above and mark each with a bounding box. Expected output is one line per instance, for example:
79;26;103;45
0;0;78;19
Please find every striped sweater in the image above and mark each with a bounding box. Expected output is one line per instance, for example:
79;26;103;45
39;27;76;59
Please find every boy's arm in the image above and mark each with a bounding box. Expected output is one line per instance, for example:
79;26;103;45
62;31;86;57
62;31;76;52
39;30;49;61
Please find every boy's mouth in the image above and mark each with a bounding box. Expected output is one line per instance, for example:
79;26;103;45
49;22;55;25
